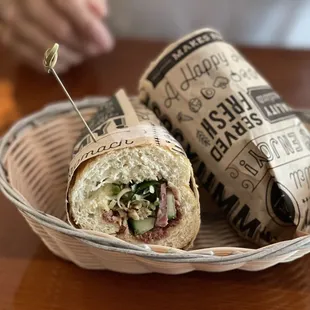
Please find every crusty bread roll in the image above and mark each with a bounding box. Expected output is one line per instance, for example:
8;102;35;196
67;95;200;249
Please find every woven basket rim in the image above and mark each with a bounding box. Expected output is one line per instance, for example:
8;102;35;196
1;97;310;263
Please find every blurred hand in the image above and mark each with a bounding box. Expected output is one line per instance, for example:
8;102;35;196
0;0;114;73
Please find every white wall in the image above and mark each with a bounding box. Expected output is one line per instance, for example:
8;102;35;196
108;0;310;48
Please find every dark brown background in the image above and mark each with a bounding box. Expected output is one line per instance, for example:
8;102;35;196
1;40;310;310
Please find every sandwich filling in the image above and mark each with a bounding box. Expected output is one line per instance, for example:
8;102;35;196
89;180;181;239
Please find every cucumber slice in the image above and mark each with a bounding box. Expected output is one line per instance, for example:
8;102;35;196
129;217;155;235
167;191;176;220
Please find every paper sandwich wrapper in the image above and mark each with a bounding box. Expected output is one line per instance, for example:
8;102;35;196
139;28;310;246
66;90;189;185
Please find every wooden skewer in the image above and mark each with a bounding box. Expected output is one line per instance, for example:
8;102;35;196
43;43;97;143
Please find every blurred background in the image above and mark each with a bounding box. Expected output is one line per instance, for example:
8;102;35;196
0;0;310;132
1;0;310;74
109;0;310;48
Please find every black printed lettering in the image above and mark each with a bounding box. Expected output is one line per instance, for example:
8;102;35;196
249;149;269;168
202;59;212;74
211;146;223;162
97;145;106;153
232;205;260;238
185;143;199;162
216;138;229;154
110;142;121;149
243;162;258;176
260;228;274;243
203;171;215;191
217;102;235;122
226;95;245;114
212;183;238;216
194;64;205;77
81;150;95;161
210;54;220;70
164;82;180;108
180;64;196;91
232;122;247;137
196;161;207;180
201;118;217;139
209;110;226;129
218;52;229;67
238;92;252;111
250;113;263;126
241;116;255;129
224;130;238;146
178;52;230;90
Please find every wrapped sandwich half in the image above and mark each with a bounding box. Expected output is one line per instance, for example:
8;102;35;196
138;28;310;245
67;89;200;249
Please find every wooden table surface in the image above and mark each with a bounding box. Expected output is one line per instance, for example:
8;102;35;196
1;40;310;310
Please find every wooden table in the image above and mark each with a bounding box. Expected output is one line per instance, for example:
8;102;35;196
1;40;310;310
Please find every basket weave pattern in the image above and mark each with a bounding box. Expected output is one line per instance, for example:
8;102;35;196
1;98;310;273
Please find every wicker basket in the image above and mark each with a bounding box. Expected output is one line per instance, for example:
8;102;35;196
1;97;310;273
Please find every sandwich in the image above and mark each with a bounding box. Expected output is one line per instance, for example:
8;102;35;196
67;90;200;249
138;28;310;245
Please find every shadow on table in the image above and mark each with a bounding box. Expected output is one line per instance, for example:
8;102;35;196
9;241;310;310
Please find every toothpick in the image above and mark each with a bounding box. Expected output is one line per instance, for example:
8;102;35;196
43;43;97;143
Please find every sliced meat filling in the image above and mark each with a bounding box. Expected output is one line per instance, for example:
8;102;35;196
95;180;180;241
155;183;168;227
